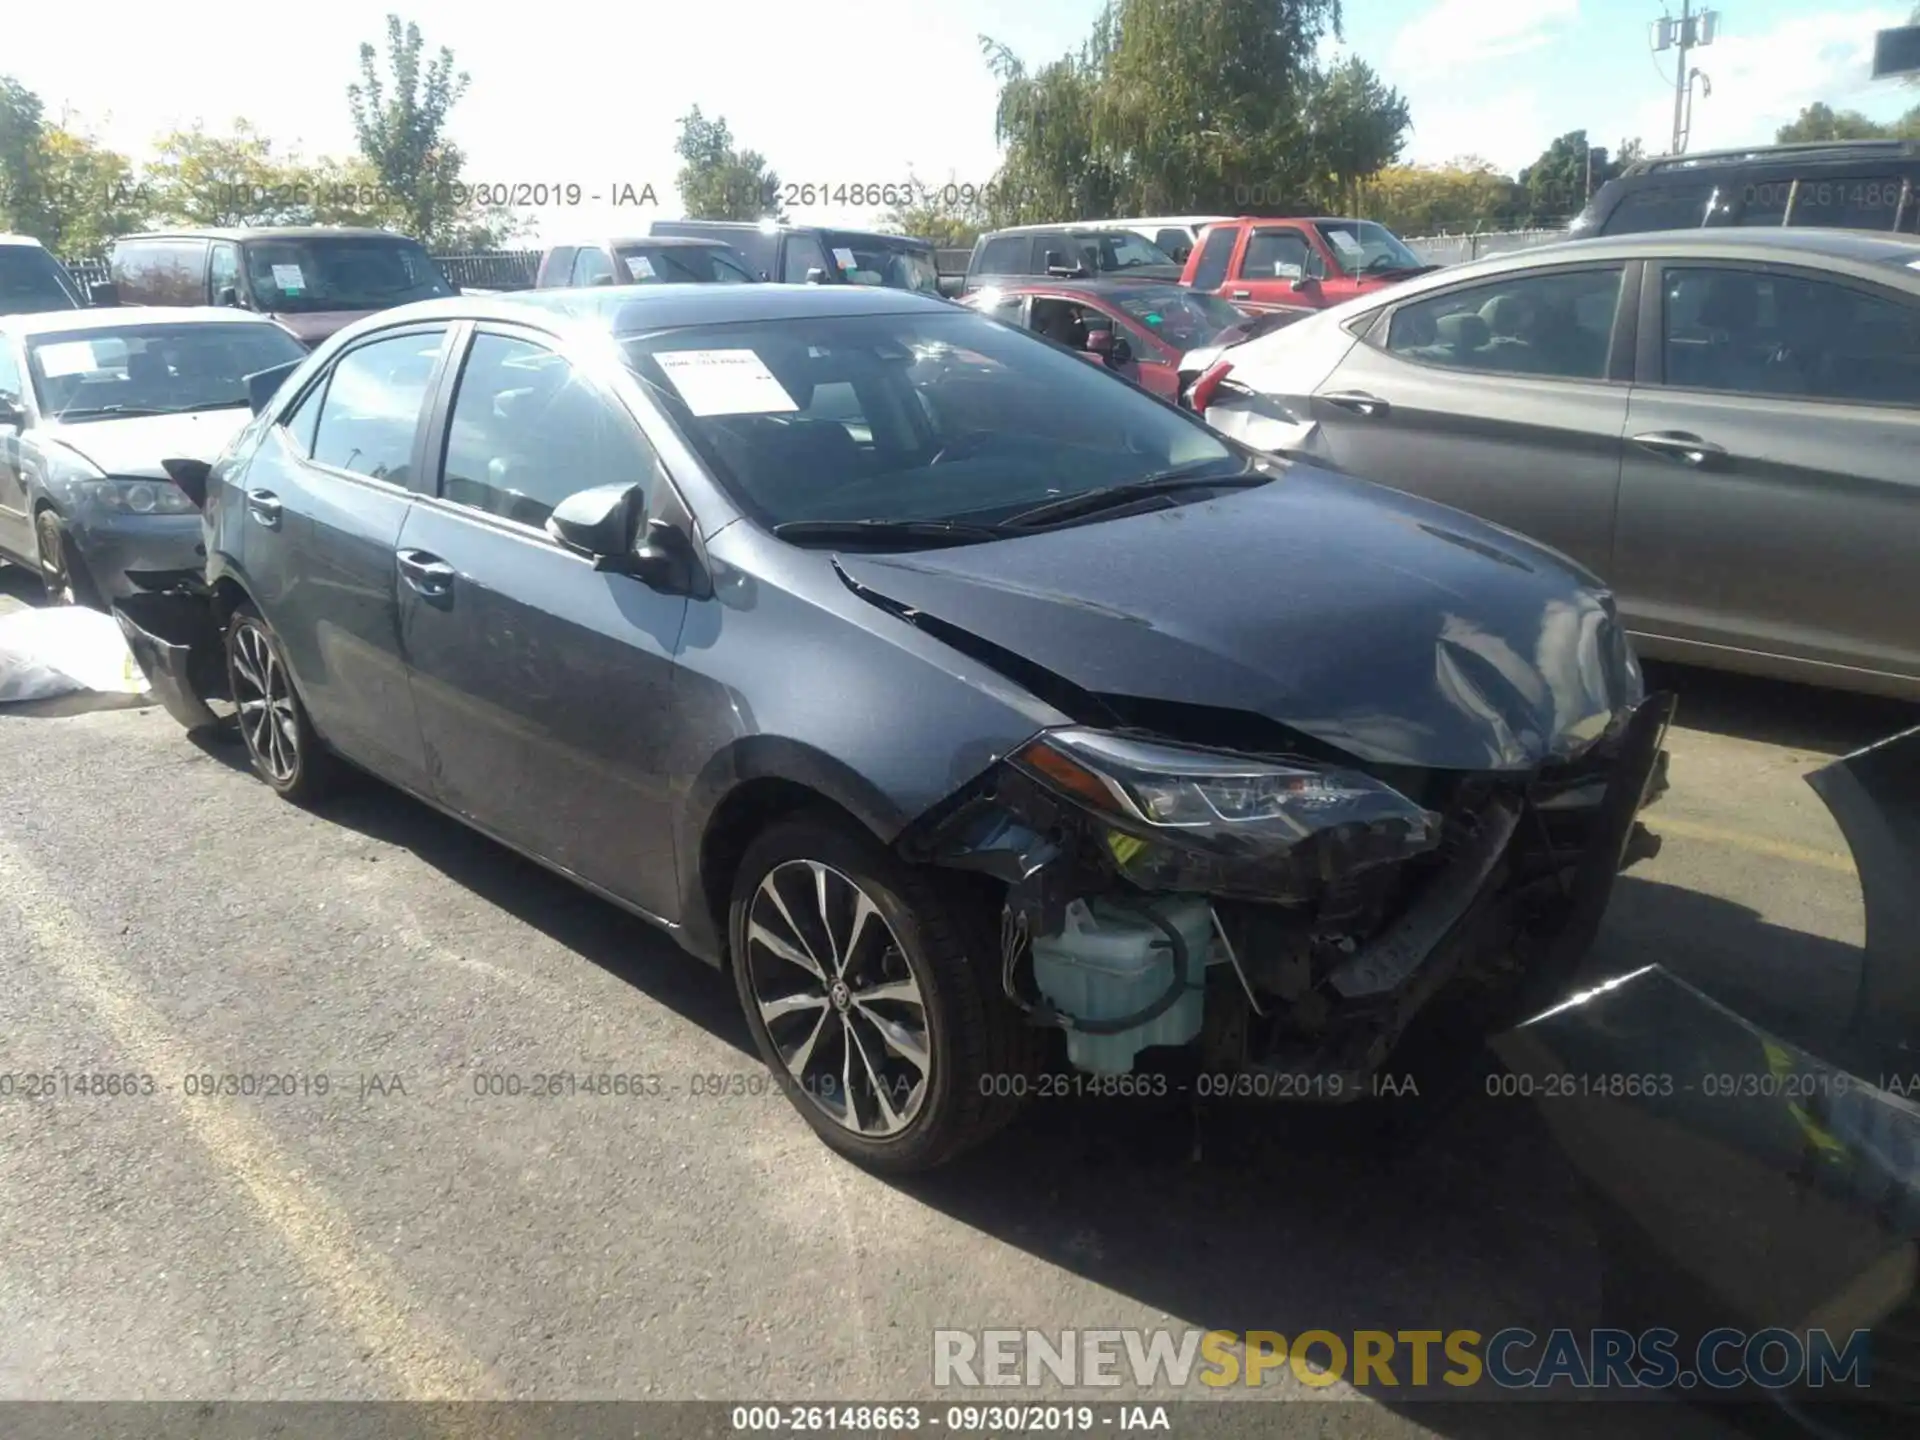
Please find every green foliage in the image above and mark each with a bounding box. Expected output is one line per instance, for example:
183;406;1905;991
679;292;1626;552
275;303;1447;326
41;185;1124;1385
35;123;144;254
1361;158;1526;236
347;14;471;243
146;120;309;226
0;75;50;238
1775;101;1918;142
674;107;783;221
1516;130;1637;226
879;172;989;248
979;1;1402;222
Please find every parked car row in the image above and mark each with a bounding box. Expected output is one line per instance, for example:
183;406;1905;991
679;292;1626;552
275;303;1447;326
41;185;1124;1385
59;275;1674;1179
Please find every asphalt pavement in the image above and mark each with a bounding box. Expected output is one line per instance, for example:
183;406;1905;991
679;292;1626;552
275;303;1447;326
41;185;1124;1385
2;564;1912;1438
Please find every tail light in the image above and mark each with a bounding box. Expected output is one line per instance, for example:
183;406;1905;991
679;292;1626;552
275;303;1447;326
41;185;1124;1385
1187;358;1234;414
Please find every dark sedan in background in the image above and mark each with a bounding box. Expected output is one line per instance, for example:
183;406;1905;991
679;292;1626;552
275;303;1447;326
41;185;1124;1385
119;282;1667;1178
0;307;308;605
1194;228;1920;702
534;236;760;289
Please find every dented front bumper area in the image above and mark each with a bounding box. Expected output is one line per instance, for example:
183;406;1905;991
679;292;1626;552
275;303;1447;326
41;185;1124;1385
109;581;229;733
908;691;1676;1090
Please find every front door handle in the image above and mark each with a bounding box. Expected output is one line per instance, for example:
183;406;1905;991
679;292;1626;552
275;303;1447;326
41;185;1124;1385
1321;390;1391;418
396;549;455;596
1231;289;1252;299
1631;431;1726;466
246;490;282;527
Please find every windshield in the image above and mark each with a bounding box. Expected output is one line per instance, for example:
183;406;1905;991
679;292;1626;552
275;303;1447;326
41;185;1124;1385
1109;286;1249;349
620;310;1238;535
614;244;758;284
1070;231;1178;272
25;322;309;420
242;237;454;313
822;234;942;294
1314;220;1423;275
1;245;83;315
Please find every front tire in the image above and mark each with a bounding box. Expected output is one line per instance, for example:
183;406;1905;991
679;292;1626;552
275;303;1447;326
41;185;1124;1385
729;815;1029;1174
224;602;339;804
34;509;103;609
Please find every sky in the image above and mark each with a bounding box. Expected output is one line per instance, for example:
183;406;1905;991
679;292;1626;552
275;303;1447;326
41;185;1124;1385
8;0;1916;244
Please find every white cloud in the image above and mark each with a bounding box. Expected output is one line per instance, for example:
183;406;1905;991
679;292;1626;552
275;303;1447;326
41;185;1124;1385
1387;0;1581;75
1630;5;1913;154
1400;87;1555;175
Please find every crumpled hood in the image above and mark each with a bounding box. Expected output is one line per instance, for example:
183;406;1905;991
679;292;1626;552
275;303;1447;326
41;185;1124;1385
266;309;377;346
836;466;1641;772
45;408;254;479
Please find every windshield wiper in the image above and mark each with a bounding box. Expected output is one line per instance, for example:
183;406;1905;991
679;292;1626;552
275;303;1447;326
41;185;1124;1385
1001;463;1270;530
772;518;1014;548
51;404;175;419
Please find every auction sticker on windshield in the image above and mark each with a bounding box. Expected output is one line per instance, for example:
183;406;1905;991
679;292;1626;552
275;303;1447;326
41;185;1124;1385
1327;229;1363;255
626;255;656;280
271;264;305;291
653;349;799;416
833;247;858;269
33;341;99;377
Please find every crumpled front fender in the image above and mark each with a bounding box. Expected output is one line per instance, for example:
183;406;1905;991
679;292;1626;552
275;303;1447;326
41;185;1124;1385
1807;724;1920;1073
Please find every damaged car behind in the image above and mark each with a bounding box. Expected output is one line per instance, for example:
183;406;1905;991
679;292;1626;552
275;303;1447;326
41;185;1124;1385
118;282;1671;1173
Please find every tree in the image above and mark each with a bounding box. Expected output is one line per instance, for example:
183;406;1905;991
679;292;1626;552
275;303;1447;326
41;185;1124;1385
35;123;144;255
1517;130;1636;226
1361;159;1525;237
1777;102;1893;143
878;172;990;248
1299;56;1411;214
145;120;312;227
673;107;782;221
979;1;1387;223
347;14;470;243
0;75;51;239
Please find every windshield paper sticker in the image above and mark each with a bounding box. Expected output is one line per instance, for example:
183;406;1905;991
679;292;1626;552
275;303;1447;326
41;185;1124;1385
625;255;656;280
271;264;305;291
33;341;98;377
1327;229;1363;254
832;247;858;269
653;349;799;416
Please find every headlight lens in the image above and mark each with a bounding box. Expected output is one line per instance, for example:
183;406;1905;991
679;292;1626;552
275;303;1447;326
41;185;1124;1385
80;478;197;515
1012;727;1440;846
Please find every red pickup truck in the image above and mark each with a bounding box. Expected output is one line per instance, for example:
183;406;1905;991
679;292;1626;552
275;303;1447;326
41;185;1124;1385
1179;216;1437;315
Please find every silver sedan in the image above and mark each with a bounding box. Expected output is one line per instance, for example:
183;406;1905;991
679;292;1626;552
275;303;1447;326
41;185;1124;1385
1194;228;1920;702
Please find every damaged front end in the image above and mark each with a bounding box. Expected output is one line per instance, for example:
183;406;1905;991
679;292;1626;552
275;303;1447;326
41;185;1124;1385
904;691;1674;1093
109;574;229;734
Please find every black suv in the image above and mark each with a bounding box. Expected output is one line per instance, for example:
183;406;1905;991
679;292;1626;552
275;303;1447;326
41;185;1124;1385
648;222;941;294
965;225;1186;293
1569;139;1920;238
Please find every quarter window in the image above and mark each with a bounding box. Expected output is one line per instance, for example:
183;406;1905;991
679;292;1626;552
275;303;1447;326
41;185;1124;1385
1383;267;1625;380
309;328;448;484
1788;176;1906;231
440;332;661;529
1188;227;1238;290
1599;184;1715;234
1660;266;1920;404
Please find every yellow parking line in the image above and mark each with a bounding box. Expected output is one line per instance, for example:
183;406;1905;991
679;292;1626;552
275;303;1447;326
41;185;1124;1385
0;834;506;1402
1653;815;1856;874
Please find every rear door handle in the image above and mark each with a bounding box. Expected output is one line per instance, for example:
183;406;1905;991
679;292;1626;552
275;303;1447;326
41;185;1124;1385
1631;431;1726;466
396;549;455;596
246;490;282;527
1321;390;1391;418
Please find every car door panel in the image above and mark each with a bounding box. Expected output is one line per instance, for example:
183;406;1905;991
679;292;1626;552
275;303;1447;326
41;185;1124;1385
397;325;690;920
1613;262;1920;682
238;328;451;789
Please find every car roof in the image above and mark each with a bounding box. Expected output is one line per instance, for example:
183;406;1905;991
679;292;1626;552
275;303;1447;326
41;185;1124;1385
1620;138;1920;177
0;305;290;337
1;233;51;247
968;277;1196;299
112;227;409;243
654;221;931;247
342;282;954;341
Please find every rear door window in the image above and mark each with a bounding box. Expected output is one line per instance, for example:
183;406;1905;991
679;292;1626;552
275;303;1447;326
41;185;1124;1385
309;328;449;485
1600;183;1715;234
1788;176;1907;231
1383;266;1625;380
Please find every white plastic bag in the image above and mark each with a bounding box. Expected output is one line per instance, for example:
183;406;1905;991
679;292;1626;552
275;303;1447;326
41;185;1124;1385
0;607;151;702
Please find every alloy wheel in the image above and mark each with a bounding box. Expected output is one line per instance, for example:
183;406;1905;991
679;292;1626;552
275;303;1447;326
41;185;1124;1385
743;859;932;1138
231;622;300;784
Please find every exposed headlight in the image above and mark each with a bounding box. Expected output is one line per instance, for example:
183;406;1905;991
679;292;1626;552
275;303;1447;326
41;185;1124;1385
1011;727;1441;846
80;478;197;515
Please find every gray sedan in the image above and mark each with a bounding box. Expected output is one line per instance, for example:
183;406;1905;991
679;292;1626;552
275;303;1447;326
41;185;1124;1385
1196;229;1920;702
0;307;307;604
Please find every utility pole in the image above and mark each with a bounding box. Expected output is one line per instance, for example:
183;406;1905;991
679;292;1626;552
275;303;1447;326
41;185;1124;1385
1653;4;1720;154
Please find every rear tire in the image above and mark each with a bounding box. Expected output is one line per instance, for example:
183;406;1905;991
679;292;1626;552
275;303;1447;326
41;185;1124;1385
729;814;1032;1174
224;602;340;804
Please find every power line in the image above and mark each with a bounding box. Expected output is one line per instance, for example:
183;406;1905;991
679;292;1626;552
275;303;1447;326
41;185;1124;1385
1652;3;1721;153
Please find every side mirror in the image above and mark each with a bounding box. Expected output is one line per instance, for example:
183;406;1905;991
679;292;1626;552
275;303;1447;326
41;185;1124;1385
1290;275;1320;294
215;285;240;307
590;274;616;287
548;482;643;565
89;280;120;306
0;394;26;431
245;360;304;416
805;267;828;283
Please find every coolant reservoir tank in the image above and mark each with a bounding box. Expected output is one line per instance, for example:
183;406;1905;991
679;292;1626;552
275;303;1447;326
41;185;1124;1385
1030;896;1213;1075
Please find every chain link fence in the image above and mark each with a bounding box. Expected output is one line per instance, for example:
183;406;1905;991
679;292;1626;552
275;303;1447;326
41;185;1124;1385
1399;228;1573;268
59;250;544;298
